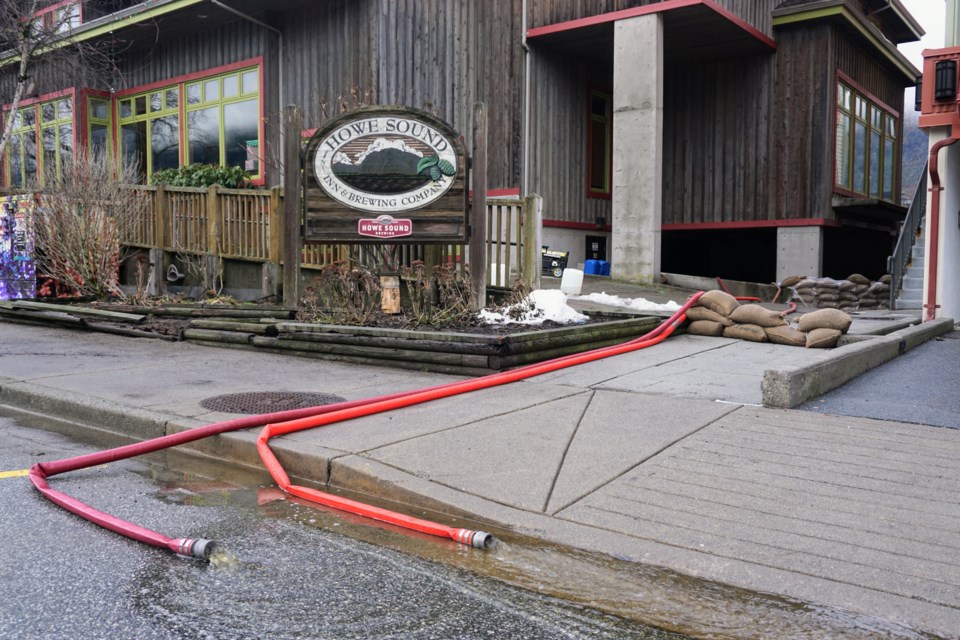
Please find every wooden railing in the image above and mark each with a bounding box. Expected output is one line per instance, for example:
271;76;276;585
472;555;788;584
118;185;541;288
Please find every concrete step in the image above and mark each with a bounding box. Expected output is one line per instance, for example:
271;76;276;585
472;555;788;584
912;243;925;259
895;299;922;310
902;274;924;289
906;258;924;272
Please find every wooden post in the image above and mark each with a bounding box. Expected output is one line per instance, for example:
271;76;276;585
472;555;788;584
522;193;543;291
154;184;173;250
268;185;282;263
282;105;303;308
206;184;220;256
470;102;487;310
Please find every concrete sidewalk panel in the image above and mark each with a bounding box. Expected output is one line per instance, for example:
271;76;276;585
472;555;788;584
365;393;594;512
279;382;589;454
545;390;738;513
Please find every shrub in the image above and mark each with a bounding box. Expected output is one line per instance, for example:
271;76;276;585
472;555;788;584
151;164;250;189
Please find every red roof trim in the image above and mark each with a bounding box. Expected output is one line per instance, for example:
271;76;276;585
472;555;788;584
663;218;841;230
526;0;776;51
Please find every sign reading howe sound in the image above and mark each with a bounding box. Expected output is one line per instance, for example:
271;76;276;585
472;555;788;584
304;106;469;243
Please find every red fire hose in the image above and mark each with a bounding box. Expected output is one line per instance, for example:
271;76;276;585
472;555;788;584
29;291;703;557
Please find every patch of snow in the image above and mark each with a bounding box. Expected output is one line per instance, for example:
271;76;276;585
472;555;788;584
480;289;588;325
355;137;424;164
332;151;353;165
570;292;681;313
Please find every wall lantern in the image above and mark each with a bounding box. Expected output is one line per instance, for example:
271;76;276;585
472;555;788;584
935;60;957;101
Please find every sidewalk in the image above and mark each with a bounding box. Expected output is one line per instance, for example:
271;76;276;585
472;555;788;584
2;303;960;636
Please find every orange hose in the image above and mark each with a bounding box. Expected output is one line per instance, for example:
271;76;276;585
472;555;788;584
256;305;693;546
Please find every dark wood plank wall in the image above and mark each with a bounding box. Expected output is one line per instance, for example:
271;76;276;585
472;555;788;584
374;0;525;192
113;21;269;91
662;55;775;224
276;1;377;131
527;52;613;224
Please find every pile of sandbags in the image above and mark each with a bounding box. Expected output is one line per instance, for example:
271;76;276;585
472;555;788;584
782;274;890;311
686;290;852;348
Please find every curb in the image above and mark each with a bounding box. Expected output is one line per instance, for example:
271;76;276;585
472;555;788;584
761;318;954;408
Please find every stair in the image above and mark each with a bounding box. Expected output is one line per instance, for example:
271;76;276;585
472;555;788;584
896;219;925;310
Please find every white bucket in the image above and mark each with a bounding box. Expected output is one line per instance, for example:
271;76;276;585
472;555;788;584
559;268;583;295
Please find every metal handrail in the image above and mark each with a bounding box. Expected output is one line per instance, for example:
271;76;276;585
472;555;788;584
887;163;927;310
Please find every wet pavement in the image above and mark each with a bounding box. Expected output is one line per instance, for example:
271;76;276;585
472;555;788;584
2;283;960;638
800;331;960;429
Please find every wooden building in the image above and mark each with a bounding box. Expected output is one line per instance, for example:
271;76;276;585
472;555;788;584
0;0;923;283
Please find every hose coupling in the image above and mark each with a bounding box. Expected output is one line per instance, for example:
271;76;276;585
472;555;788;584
174;537;217;560
454;528;495;549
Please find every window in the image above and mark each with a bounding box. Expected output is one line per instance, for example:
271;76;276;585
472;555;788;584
30;1;82;35
587;89;612;197
4;95;73;186
835;80;898;202
118;86;180;180
185;67;261;175
88;97;111;161
116;65;261;180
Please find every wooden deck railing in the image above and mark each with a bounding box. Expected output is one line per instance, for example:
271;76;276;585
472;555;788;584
119;185;541;288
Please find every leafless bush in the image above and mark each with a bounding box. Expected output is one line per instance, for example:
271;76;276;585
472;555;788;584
401;260;476;328
297;260;382;325
33;151;149;299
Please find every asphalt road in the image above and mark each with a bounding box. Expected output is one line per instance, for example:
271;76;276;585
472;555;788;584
0;410;682;640
799;331;960;429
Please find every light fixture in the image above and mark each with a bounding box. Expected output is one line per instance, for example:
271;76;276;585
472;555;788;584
935;60;956;101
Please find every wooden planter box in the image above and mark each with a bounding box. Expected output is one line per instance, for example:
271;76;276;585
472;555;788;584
184;314;663;375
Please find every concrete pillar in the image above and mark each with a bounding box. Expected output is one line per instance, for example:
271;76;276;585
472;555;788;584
611;13;663;283
776;227;823;281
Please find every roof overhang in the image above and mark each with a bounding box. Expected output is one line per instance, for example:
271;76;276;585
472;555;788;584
832;196;907;227
1;0;313;65
772;1;921;83
526;0;777;65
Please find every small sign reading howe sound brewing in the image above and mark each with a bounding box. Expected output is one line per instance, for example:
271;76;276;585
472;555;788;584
304;106;468;243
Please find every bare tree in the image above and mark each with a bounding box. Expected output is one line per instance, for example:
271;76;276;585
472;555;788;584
0;0;117;162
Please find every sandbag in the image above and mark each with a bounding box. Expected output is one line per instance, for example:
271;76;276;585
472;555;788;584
686;306;734;326
847;273;871;285
838;291;859;302
765;325;807;347
797;279;818;289
697;290;739;317
806;327;842;349
797;308;853;333
780;275;806;288
723;323;768;342
816;277;841;289
687;320;725;336
729;303;787;328
879;274;892;284
838;281;857;292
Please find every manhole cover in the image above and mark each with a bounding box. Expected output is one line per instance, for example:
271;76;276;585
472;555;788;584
200;392;347;414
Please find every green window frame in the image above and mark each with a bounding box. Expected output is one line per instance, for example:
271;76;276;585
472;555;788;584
587;89;612;198
185;67;261;177
4;95;73;187
835;80;898;203
117;85;182;180
116;65;261;181
87;96;111;162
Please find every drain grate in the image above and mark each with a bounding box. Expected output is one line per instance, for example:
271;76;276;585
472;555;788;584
200;391;347;415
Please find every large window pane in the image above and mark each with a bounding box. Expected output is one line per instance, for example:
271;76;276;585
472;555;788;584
869;131;881;198
24;131;36;185
59;124;73;171
835;111;851;188
42;127;57;177
223;99;258;170
188;107;220;165
853;122;866;194
883;138;894;201
151;115;179;171
9;135;21;187
90;124;108;161
122;122;147;179
589;120;608;191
